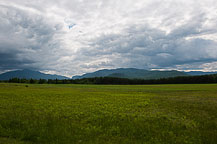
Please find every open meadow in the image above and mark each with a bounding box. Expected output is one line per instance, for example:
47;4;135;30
0;83;217;144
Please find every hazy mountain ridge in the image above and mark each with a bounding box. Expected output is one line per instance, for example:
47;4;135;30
0;69;68;80
185;71;217;76
72;68;189;80
1;69;217;81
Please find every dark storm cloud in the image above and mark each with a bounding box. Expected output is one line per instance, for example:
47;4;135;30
0;51;35;70
0;4;64;72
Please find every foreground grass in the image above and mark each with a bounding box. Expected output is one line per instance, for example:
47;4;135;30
0;83;217;144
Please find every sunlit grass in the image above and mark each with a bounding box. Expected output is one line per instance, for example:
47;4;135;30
0;83;217;143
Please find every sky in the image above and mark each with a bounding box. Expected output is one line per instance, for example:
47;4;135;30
0;0;217;77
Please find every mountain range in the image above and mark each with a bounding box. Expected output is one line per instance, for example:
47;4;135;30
72;68;188;79
0;68;217;81
185;71;217;76
0;69;68;80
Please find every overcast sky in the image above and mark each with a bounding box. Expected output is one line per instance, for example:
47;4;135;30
0;0;217;77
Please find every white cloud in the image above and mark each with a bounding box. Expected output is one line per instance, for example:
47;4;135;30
0;0;217;77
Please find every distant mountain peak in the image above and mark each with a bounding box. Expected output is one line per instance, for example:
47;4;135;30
72;68;188;80
0;69;69;80
21;69;34;71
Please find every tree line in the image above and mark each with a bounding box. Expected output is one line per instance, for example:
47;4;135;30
1;74;217;84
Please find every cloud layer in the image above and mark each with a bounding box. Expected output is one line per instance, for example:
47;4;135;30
0;0;217;76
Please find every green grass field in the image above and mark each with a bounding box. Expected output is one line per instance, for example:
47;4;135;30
0;83;217;144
